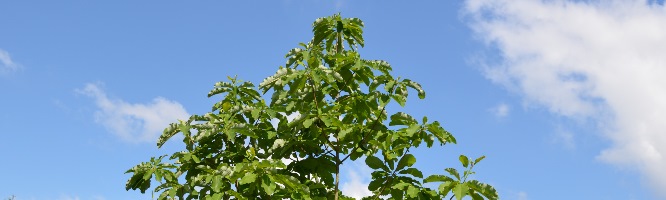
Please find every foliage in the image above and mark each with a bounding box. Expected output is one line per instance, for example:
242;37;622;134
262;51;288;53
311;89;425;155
125;14;498;200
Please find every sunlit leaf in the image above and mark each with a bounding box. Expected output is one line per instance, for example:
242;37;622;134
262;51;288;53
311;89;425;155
399;168;424;178
453;182;468;200
396;154;416;170
459;155;469;168
474;156;486;165
445;168;461;181
389;112;418;126
239;172;257;185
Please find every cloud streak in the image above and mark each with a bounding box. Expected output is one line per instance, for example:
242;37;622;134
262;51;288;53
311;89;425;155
78;83;190;143
0;48;21;74
465;0;666;196
490;103;510;118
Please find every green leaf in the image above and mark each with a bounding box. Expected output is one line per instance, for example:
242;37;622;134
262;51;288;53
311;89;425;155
142;170;153;180
338;128;352;140
211;175;222;193
467;180;499;200
391;94;407;107
192;154;201;163
470;191;484;200
261;175;277;195
384;80;395;93
459;155;469;168
396;154;416;170
391;182;410;190
426;121;457;144
399;168;423;178
474;156;486;165
154;170;163;182
365;156;386;171
406;185;419;198
453;182;468;200
251;108;261;119
164;172;173;182
390;188;404;200
424;175;454;183
445;168;461;181
389;112;417;126
263;183;277;196
403;79;426;99
158;123;180;148
438;182;456;197
404;124;421;137
368;177;386;191
303;118;314;128
168;187;177;198
240;172;257;185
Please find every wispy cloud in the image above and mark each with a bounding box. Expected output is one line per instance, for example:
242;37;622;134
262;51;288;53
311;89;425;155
0;48;21;74
77;83;190;143
490;103;510;118
465;0;666;196
552;128;575;150
91;195;106;200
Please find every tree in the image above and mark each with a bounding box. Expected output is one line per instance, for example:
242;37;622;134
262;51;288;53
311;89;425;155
125;14;498;200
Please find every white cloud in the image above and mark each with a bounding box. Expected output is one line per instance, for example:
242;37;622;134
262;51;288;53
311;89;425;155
465;0;666;196
340;159;373;199
490;103;510;117
0;48;21;74
78;83;190;143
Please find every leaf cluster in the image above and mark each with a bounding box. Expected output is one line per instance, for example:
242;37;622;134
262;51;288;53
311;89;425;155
125;14;497;200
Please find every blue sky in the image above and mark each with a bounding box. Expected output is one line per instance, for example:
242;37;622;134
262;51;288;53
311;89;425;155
1;1;665;199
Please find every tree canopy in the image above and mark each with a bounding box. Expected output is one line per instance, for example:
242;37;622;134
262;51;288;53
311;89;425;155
125;14;498;200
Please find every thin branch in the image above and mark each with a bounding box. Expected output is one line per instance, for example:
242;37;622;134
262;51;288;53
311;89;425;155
334;148;340;200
